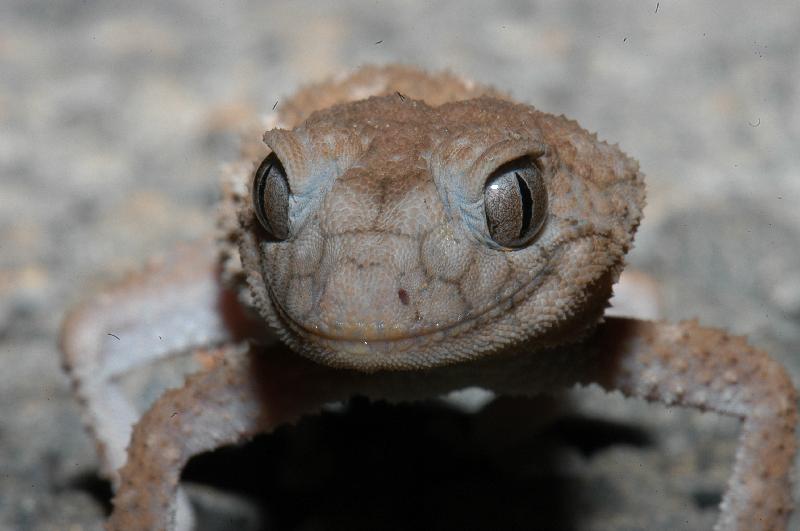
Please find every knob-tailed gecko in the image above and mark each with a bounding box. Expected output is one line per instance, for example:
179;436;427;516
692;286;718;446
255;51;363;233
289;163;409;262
60;65;797;530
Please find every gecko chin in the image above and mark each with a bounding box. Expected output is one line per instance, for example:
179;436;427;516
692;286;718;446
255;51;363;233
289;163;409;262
280;328;480;372
299;335;445;371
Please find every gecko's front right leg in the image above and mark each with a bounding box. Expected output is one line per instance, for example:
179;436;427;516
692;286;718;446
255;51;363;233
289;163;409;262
580;318;797;531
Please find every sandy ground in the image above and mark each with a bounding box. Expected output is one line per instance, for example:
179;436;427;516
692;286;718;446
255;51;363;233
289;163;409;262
1;1;799;529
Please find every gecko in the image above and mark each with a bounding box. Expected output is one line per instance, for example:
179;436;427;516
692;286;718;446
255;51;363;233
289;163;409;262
60;65;797;530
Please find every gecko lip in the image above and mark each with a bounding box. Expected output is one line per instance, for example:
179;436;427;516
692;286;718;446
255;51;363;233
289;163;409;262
268;289;470;346
266;229;609;356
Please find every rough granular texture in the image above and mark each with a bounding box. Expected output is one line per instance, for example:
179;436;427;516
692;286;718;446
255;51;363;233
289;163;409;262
2;1;799;530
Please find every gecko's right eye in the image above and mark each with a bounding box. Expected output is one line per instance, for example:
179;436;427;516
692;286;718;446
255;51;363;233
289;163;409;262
252;153;290;240
483;155;548;248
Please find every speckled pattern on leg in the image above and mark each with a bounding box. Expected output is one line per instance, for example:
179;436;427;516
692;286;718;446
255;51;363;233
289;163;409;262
587;318;797;531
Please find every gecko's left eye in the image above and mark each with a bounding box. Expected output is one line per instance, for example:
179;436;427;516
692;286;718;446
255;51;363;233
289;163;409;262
483;156;548;248
252;153;290;240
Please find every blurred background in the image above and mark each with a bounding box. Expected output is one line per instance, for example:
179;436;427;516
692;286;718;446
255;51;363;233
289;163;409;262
1;1;799;529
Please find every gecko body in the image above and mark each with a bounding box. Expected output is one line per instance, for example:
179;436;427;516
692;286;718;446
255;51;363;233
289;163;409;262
60;65;797;530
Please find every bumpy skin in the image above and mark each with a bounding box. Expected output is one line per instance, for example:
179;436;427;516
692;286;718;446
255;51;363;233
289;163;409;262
59;65;797;531
232;91;642;370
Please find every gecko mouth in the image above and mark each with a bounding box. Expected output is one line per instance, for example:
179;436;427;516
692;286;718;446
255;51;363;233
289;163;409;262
272;296;477;345
264;228;612;362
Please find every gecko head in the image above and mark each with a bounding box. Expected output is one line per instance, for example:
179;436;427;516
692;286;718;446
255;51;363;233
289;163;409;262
235;94;644;371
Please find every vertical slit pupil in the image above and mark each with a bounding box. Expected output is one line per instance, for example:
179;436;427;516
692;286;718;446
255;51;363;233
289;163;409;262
515;172;533;239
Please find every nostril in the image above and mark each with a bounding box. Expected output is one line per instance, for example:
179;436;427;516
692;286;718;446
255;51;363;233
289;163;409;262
398;289;410;306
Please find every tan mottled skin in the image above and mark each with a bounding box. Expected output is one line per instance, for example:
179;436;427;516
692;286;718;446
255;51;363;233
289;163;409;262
60;65;796;530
